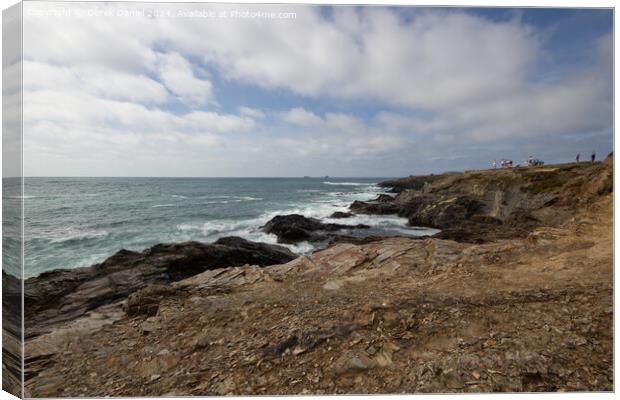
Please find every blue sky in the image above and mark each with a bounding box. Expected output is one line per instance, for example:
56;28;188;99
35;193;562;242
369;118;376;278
18;3;613;177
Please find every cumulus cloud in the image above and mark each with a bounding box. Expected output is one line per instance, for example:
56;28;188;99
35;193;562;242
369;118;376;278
275;108;411;158
155;52;215;106
239;106;265;119
24;61;169;103
19;2;613;176
279;107;323;126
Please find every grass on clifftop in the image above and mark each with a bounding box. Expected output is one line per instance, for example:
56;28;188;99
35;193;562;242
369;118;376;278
525;179;565;195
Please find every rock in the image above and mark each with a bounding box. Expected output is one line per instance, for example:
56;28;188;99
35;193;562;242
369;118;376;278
329;211;353;219
350;200;400;215
375;194;395;203
348;354;372;371
292;347;307;356
24;237;296;338
141;320;157;335
191;337;210;351
332;352;375;376
322;280;345;290
402;195;484;229
262;214;369;244
262;336;299;359
374;160;615;244
470;214;503;225
125;285;175;317
378;174;445;192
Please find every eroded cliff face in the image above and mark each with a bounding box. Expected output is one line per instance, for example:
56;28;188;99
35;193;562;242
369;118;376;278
24;158;613;396
354;157;613;243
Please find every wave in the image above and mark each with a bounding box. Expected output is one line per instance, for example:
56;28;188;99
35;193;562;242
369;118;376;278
323;181;375;186
152;204;176;208
176;217;315;254
172;195;261;202
232;196;262;201
323;213;439;236
6;195;37;199
48;229;110;244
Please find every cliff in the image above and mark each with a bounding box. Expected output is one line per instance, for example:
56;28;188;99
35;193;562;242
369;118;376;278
23;157;613;396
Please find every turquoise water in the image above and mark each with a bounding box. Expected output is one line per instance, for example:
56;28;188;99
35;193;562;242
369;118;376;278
16;177;438;278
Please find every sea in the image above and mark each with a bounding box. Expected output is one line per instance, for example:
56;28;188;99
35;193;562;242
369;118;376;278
6;177;439;278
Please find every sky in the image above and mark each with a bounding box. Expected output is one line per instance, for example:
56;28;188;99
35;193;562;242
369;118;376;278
15;2;614;177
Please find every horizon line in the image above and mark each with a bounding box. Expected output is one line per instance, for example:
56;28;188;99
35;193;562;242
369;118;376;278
15;176;398;179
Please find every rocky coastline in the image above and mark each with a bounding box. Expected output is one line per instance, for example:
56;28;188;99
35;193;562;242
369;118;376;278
10;155;613;396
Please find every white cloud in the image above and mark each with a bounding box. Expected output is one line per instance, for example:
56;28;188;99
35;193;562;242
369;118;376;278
19;3;613;176
274;108;410;157
23;61;169;103
155;52;214;106
21;4;541;109
24;89;254;135
279;107;323;126
239;106;265;119
184;111;255;133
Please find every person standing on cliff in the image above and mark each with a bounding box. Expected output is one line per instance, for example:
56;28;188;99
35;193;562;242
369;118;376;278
591;152;596;162
576;153;580;163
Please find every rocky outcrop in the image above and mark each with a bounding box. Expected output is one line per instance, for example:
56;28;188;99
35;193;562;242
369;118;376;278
352;157;614;243
262;214;370;244
379;174;447;193
400;195;484;229
350;200;400;215
24;237;296;338
329;211;353;219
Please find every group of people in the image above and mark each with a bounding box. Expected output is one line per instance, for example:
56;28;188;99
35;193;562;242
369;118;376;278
575;152;596;163
492;159;513;169
492;157;534;169
491;151;597;170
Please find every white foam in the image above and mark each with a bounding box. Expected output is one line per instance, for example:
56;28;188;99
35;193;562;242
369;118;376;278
152;204;176;208
176;217;317;255
234;196;262;201
48;228;110;243
171;181;432;256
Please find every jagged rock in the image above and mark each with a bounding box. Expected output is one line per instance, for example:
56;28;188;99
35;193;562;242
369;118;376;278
331;352;375;376
378;174;446;193
375;194;395;203
350;200;400;215
24;237;296;338
125;285;176;317
470;214;503;225
263;214;369;244
402;195;484;229
329;212;353;219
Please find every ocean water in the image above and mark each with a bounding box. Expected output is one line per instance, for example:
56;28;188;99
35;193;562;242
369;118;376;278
17;177;438;278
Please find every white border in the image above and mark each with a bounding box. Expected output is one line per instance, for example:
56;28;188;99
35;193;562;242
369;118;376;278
0;1;616;400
